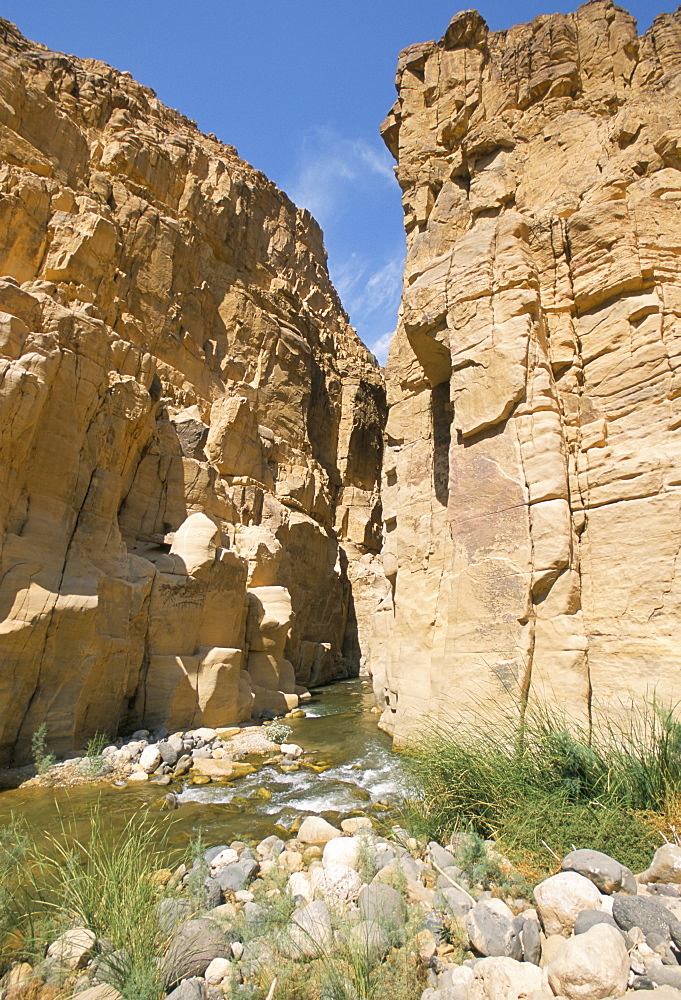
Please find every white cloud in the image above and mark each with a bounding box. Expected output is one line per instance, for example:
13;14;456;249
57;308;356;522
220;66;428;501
288;128;395;224
330;251;403;323
370;330;394;366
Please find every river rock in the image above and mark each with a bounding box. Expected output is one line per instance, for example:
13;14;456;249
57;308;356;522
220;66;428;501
343;920;390;964
298;816;342;844
288;871;315;904
283;900;333;958
438;885;473;918
519;916;541;965
310;862;362;905
46;928;96;969
640;969;681;989
358;883;408;939
158;898;191;936
126;771;148;783
191;758;235;779
573;910;619;936
436;965;475;999
256;835;285;857
210;849;239;870
428;842;458;870
157;740;179;766
211;858;259;895
3;963;32;988
204;845;230;864
164;919;231;986
546;922;629;999
641;845;681;885
466;899;522;959
139;744;162;773
279;850;305;873
626;989;681;1000
612;893;681;944
561;849;636;895
74;988;123;1000
193;727;218;742
165;979;207;1000
323;836;361;870
469;956;543;1000
534;871;603;936
204;957;232;985
341;817;373;834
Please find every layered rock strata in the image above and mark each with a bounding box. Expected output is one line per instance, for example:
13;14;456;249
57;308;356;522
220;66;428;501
0;20;385;764
373;1;681;738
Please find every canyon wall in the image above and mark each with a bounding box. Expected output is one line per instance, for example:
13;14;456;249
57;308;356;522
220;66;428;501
373;0;681;739
0;20;385;765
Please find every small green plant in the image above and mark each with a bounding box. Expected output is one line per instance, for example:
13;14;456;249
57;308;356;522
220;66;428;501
81;732;109;777
31;723;56;776
266;721;293;744
356;831;377;884
185;829;210;914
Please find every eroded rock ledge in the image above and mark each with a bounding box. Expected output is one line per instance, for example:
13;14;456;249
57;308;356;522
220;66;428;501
372;1;681;739
0;20;386;765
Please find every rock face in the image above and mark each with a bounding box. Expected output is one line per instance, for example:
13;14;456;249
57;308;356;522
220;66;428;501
0;20;385;764
372;0;681;739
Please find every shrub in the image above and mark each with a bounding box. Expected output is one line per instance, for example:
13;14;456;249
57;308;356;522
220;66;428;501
31;724;55;776
81;732;109;777
266;721;293;744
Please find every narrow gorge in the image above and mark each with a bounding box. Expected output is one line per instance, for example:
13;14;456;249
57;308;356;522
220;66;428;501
1;0;681;767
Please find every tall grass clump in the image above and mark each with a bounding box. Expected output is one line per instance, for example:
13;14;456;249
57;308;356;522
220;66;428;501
28;802;179;1000
402;698;681;879
0;818;32;969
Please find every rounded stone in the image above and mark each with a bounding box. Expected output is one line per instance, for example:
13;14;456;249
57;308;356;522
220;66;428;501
322;836;361;870
534;870;603;936
469;956;543;1000
297;816;342;844
546;922;629;1000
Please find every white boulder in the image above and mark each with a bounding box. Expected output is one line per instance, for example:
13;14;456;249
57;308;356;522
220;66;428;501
546;922;629;999
534;870;602;936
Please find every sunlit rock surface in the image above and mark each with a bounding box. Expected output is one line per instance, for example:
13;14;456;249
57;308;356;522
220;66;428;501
373;1;681;739
0;19;385;764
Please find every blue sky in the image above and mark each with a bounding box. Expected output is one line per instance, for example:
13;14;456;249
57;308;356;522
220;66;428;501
5;1;670;364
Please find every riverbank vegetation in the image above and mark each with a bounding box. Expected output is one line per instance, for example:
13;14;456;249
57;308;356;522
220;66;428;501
402;698;681;881
0;805;179;999
0;806;445;1000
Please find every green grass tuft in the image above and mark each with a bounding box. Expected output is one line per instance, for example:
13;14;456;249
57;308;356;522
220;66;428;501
401;698;681;880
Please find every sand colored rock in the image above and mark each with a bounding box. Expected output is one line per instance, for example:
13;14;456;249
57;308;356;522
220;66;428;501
0;20;384;764
372;0;681;738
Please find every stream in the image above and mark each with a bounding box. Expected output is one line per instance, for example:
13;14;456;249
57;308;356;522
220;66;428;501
0;678;406;852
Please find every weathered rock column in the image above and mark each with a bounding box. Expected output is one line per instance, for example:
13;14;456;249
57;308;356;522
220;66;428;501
373;1;681;739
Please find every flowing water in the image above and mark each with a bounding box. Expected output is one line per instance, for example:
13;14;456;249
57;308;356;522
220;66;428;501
0;678;405;853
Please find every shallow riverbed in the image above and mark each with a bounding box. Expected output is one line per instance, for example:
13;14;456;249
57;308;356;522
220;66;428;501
0;678;405;853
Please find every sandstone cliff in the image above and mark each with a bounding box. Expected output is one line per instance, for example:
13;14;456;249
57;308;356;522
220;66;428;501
373;0;681;739
0;20;385;765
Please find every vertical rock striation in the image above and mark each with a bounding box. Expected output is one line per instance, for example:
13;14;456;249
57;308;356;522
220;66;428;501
374;1;681;738
0;20;385;764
